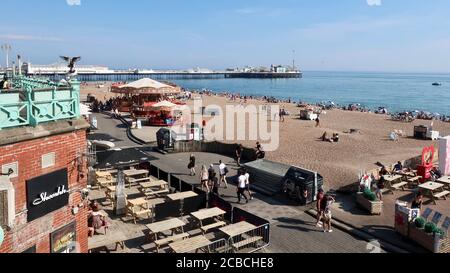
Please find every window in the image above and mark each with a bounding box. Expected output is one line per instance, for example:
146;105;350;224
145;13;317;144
42;152;56;169
1;162;18;178
0;176;15;228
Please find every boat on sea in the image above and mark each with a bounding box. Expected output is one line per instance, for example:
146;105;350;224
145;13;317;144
432;82;442;86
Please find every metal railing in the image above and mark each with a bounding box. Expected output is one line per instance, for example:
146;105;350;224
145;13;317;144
0;76;80;130
228;223;270;253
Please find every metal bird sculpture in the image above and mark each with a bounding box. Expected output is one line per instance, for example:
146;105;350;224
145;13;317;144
60;56;81;79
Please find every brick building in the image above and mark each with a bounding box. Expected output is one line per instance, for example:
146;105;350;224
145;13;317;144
0;78;90;253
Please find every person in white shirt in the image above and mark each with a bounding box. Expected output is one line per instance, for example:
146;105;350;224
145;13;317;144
243;168;253;200
218;160;229;189
237;169;249;204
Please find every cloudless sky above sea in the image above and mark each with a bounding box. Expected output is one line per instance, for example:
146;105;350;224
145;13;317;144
1;0;450;73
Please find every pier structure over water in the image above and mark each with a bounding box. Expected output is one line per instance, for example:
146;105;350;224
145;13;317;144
22;71;302;82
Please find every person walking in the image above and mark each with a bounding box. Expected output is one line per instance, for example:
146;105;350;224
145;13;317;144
218;160;229;189
315;189;325;227
244;168;253;200
315;116;321;128
237;169;249;204
322;194;335;233
200;165;210;193
211;171;220;196
188;154;196;176
235;144;243;167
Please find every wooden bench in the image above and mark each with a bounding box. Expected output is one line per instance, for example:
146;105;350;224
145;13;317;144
200;221;227;234
143;189;170;199
433;191;450;200
88;232;127;253
232;236;263;252
407;176;422;186
391;182;408;191
155;233;190;253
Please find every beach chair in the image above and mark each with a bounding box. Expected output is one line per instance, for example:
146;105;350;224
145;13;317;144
422;208;433;221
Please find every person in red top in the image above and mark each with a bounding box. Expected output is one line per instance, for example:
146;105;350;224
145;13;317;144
315;189;325;227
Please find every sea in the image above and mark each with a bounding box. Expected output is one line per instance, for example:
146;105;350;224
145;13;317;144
170;71;450;116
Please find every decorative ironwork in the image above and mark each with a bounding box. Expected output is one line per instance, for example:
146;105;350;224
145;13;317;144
0;76;80;130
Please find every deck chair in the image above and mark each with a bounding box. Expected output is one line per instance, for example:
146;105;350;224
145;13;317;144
422;208;433;221
431;211;443;225
441;217;450;237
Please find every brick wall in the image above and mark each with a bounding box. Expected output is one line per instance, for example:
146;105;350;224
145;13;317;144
0;129;88;253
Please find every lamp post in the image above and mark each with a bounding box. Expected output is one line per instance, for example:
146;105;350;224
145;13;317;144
1;44;12;68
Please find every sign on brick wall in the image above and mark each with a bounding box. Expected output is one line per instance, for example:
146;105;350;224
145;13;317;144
26;168;69;222
50;222;76;253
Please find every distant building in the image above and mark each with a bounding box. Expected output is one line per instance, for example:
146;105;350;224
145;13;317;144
23;62;114;75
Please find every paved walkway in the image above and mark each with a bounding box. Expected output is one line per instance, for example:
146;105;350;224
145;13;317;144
88;112;136;148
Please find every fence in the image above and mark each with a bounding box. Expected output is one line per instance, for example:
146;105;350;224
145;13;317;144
0;76;80;130
173;141;257;162
228;223;270;253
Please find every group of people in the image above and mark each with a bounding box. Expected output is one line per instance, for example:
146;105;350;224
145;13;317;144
315;189;336;233
188;153;254;204
320;132;340;143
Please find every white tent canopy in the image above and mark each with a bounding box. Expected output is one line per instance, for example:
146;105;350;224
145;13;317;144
153;100;177;108
119;78;172;89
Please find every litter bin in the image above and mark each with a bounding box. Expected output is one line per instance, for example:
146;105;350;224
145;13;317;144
156;128;175;150
414;126;428;140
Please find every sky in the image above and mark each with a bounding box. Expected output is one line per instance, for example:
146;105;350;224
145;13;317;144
1;0;450;72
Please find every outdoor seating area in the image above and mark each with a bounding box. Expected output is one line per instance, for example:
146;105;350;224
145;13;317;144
87;161;270;253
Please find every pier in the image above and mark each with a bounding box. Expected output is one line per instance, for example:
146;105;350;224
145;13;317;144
19;71;303;82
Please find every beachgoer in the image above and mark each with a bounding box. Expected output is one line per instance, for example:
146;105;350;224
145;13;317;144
322;195;335;233
411;193;423;210
188;154;196;176
218;160;229;189
316;189;325;227
332;133;340;143
315;116;320;127
237;169;249;204
376;167;389;200
200;165;210;193
235;144;243;166
393;161;403;172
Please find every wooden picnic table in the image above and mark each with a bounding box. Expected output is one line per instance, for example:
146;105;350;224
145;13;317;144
191;208;226;223
127;198;151;224
88;230;127;253
167;191;198;201
437;176;450;189
123;169;149;177
169;235;212;253
123;169;149;188
419;182;446;205
383;174;403;183
191;207;226;234
219;221;257;238
147;218;186;238
140;180;168;189
96;171;113;179
146;218;188;252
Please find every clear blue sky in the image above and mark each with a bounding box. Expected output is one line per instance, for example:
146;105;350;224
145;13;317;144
1;0;450;72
